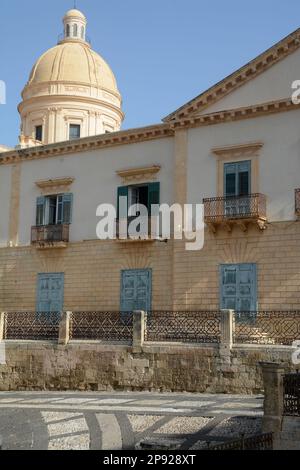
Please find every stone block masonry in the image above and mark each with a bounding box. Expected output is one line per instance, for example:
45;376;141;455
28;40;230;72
0;341;295;394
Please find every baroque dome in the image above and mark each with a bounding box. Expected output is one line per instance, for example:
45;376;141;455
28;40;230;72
26;42;119;93
18;9;124;147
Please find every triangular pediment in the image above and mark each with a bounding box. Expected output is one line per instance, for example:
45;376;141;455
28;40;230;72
163;28;300;122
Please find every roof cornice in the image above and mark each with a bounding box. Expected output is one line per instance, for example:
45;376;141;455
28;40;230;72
0;124;173;165
168;98;300;130
1;98;299;166
163;27;300;122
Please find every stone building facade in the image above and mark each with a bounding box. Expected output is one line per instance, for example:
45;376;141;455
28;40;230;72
1;11;300;313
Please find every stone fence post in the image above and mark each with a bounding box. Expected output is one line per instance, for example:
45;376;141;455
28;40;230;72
132;310;146;353
219;309;234;364
58;311;72;346
0;312;6;342
260;362;285;434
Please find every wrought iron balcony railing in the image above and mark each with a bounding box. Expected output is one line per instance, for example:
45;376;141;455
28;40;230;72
31;224;70;246
295;189;300;215
116;216;159;241
203;193;267;231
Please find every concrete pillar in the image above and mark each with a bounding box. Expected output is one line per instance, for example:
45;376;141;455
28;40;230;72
58;311;72;346
260;362;285;434
0;312;6;342
219;309;234;365
132;310;146;353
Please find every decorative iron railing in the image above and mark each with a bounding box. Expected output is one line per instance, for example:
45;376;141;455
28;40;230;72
283;372;300;416
116;217;159;240
206;433;273;450
31;224;70;245
233;311;300;345
4;311;60;340
69;311;133;342
203;193;267;223
144;311;221;343
295;189;300;214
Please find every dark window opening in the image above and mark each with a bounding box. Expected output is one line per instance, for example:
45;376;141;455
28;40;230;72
69;124;81;140
35;125;43;142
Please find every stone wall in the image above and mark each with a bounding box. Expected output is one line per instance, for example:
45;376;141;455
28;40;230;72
0;341;295;394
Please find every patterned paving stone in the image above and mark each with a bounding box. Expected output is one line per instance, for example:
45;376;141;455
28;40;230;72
47;417;89;437
155;417;213;435
128;414;164;433
48;434;90;450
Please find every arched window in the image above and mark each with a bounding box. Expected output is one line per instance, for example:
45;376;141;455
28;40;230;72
81;26;85;39
73;24;78;37
66;24;70;37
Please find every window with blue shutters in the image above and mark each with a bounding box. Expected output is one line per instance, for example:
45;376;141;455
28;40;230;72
224;161;251;217
220;263;257;312
36;193;73;226
117;182;160;218
120;269;152;312
37;273;64;314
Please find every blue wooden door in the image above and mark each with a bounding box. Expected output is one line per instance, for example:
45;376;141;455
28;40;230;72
121;269;152;312
37;273;64;313
220;264;257;311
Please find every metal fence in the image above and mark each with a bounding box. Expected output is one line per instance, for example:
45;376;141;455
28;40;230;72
69;311;133;343
2;310;300;346
283;372;300;417
207;433;273;450
4;311;60;340
145;311;221;343
233;311;300;345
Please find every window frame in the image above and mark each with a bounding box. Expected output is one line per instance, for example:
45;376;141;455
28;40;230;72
35;125;43;142
69;123;81;140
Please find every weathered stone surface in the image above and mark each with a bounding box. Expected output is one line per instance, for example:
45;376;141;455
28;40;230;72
0;341;296;393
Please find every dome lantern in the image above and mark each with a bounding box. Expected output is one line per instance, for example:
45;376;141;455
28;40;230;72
62;9;87;43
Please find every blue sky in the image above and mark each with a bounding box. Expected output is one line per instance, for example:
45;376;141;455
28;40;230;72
1;0;300;146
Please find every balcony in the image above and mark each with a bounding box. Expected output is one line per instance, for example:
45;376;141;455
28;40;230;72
295;189;300;216
203;193;267;233
116;216;158;242
31;224;70;248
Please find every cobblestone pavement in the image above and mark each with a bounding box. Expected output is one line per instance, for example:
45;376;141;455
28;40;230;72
0;391;263;450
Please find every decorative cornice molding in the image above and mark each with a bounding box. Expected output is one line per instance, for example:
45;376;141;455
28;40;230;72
35;177;75;195
212;142;264;158
1;99;299;166
18;94;124;120
163;28;300;122
116;165;161;183
35;177;74;188
0;124;173;165
169;98;300;130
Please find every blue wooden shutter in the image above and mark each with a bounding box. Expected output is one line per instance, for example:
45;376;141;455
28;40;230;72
237;263;257;312
237;161;251;196
121;269;152;313
224;161;251;197
220;264;238;310
117;186;128;219
37;273;64;314
62;193;73;224
148;182;160;209
220;263;257;312
36;196;46;226
57;194;73;224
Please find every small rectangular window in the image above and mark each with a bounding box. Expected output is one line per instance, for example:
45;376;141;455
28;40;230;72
35;125;43;142
69;124;81;140
36;194;73;226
